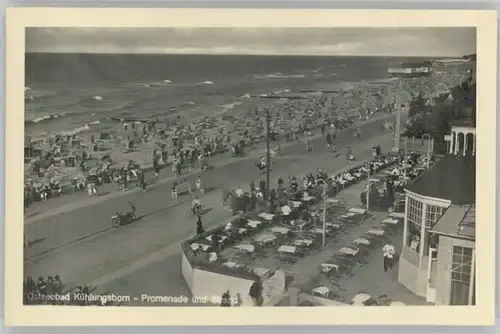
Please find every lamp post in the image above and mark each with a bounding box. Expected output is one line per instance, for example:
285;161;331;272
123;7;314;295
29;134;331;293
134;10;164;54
422;133;432;168
392;96;401;153
365;181;372;212
265;108;272;200
316;179;328;248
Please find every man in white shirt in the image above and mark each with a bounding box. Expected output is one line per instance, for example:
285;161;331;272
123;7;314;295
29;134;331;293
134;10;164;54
281;204;292;216
382;243;396;272
281;204;292;224
235;186;244;197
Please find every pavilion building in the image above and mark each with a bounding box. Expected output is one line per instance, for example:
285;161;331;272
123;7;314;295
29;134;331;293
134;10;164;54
397;124;476;305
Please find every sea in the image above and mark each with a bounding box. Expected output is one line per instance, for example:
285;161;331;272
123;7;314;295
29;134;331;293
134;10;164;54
24;54;431;138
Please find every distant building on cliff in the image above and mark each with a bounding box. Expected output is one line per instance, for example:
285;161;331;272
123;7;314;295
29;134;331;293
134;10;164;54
388;61;432;78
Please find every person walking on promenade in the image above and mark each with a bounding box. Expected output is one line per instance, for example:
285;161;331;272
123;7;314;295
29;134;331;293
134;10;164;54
172;182;178;201
153;157;160;183
382;242;396;272
122;169;128;191
250;180;256;193
196;216;205;235
220;290;232;307
222;188;229;206
195;176;204;195
138;169;146;191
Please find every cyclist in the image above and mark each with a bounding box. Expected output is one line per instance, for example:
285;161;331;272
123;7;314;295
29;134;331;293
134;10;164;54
192;196;202;215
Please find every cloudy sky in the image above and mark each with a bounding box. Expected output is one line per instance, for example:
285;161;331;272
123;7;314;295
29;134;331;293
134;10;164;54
26;27;476;57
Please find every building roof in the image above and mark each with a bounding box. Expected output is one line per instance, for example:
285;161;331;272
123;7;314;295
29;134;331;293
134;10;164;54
431;204;475;240
450;82;476;108
405;155;475;204
450;119;475;128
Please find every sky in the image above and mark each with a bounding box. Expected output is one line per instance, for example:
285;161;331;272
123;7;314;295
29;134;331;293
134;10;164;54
26;27;476;57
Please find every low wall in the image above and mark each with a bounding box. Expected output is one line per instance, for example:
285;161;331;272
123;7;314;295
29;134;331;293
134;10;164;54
296;290;349;306
192;267;256;306
181;252;195;292
398;247;429;298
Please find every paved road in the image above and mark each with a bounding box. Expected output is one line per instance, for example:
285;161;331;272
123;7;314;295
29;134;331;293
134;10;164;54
25;134;395;296
24;112;397;222
24;113;400;259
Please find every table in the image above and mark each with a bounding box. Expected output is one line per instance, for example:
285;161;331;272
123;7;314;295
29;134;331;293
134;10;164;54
278;245;297;254
390;301;406;306
326;222;341;229
312;228;328;234
389;212;405;219
234;244;255;253
206;235;229;243
258;213;275;220
352;238;371;246
270;226;290;235
368;178;382;183
341;212;357;219
350;293;373;305
252;267;271;278
339;247;359;256
222;261;243;269
312;286;330;297
382;218;399;225
325;198;340;205
348;208;367;215
190;243;211;252
254;234;276;244
294;239;313;247
366;228;385;236
247;220;262;228
320;263;339;273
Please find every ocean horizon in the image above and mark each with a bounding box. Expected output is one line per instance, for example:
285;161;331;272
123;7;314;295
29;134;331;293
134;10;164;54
24;53;434;137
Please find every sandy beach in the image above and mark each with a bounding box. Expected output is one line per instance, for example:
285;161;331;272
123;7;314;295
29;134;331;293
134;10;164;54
23;55;471;207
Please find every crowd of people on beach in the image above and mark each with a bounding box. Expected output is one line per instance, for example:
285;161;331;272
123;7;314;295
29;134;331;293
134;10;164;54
23;63;469;211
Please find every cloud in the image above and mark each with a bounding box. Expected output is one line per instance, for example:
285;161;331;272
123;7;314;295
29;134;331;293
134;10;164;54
26;27;476;57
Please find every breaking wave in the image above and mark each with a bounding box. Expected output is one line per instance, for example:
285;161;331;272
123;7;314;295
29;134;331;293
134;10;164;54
253;73;306;79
